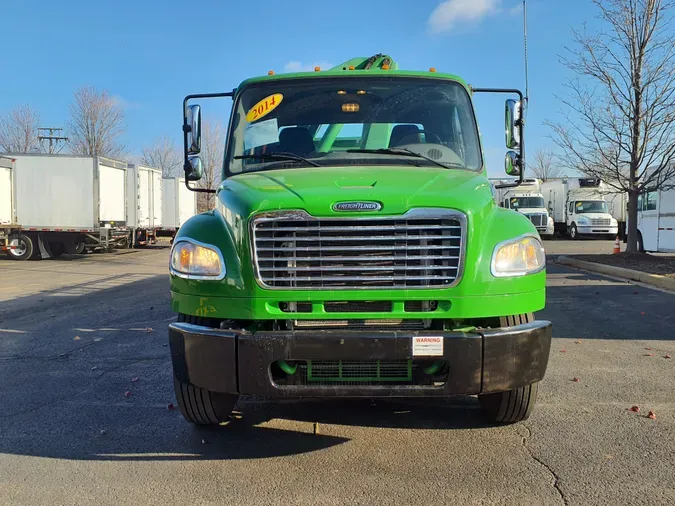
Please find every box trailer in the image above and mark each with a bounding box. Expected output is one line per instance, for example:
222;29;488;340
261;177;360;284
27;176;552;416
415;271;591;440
633;185;675;252
0;153;131;260
540;177;619;239
159;176;197;239
126;164;163;247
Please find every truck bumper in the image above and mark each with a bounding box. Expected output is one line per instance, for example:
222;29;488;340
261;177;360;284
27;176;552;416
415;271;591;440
578;225;618;236
169;320;552;398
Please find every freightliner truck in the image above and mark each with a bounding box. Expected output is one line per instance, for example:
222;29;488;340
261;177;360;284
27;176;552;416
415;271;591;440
168;54;552;426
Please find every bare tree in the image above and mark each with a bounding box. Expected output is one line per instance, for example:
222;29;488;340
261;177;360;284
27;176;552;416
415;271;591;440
196;120;225;212
529;148;564;181
0;104;42;153
546;0;675;252
67;86;127;159
141;135;182;177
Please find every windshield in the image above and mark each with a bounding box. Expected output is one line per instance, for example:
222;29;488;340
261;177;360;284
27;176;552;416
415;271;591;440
575;201;608;214
510;196;544;209
225;76;483;174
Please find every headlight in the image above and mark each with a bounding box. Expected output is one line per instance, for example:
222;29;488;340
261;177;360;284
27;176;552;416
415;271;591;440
577;217;589;225
491;235;546;277
170;240;225;279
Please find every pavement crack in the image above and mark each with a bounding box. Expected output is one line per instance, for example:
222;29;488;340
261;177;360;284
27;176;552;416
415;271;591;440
522;425;568;506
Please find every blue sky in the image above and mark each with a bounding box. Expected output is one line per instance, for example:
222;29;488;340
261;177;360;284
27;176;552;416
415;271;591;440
1;0;598;177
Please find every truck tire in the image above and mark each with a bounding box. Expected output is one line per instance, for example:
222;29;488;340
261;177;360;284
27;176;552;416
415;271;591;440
569;223;578;239
7;234;34;261
172;313;238;425
478;313;539;424
173;377;238;425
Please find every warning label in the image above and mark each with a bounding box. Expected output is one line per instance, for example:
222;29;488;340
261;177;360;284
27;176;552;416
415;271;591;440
412;336;444;357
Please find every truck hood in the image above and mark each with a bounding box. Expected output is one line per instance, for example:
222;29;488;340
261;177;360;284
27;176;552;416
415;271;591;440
576;213;615;221
513;207;548;215
217;166;494;217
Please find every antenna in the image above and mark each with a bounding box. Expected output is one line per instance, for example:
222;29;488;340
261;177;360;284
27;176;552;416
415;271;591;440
523;0;530;106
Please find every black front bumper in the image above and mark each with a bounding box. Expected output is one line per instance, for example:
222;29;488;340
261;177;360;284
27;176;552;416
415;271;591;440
169;321;552;397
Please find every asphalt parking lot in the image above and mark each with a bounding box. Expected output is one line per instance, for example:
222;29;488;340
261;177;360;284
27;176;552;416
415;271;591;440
1;240;673;506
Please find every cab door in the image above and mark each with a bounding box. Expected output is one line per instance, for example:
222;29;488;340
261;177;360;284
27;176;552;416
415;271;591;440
637;192;659;251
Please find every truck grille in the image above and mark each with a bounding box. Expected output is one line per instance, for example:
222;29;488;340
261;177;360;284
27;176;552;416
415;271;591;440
251;209;465;289
525;213;547;227
590;218;611;226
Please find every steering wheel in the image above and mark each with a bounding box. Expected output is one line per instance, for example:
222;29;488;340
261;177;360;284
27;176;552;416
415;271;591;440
393;130;443;146
394;142;465;165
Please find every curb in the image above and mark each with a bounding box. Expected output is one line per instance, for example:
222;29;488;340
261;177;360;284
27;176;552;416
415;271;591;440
554;256;675;292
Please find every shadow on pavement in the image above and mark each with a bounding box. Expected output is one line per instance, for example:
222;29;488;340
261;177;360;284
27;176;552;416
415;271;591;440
543;263;675;340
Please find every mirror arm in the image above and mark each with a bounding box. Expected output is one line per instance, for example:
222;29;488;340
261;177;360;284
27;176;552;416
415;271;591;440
182;91;235;194
471;87;525;188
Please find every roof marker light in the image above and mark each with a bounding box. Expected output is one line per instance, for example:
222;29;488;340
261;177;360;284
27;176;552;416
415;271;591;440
268;70;275;75
314;66;321;71
382;64;390;70
429;67;436;72
348;65;355;70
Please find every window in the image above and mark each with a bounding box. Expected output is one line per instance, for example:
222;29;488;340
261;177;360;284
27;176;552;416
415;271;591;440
645;192;658;211
575;200;608;214
510;196;545;209
226;76;483;174
569;202;575;214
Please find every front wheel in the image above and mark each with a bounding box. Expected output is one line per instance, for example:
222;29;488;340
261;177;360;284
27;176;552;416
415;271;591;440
173;377;238;425
478;382;539;424
569;223;578;239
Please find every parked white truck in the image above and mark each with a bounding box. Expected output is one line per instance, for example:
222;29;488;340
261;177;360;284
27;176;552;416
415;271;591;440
159;176;197;241
541;177;619;239
631;173;675;253
493;178;554;237
126;164;163;247
0;153;131;260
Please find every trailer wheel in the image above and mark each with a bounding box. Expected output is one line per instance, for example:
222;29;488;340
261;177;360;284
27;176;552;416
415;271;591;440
478;313;540;424
172;313;238;425
7;234;34;261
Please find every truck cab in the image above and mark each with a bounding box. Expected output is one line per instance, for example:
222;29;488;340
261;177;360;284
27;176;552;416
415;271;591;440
495;178;554;237
168;55;552;427
565;190;618;239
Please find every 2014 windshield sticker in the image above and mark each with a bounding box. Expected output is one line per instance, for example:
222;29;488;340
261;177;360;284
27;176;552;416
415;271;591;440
246;93;283;123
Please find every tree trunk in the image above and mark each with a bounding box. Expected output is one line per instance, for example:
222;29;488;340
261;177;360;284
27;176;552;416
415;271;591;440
626;190;640;253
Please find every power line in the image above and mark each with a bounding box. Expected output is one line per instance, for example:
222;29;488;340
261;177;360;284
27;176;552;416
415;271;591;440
38;127;68;154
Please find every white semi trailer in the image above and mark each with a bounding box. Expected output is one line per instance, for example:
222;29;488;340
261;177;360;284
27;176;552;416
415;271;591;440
493;178;554;237
126;164;163;247
0;153;131;260
541;177;619;239
159;176;197;241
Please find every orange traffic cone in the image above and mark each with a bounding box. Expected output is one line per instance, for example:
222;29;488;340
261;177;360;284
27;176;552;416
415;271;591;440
613;236;621;254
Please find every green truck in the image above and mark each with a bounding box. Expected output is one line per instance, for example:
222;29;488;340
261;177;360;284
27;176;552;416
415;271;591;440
168;54;552;426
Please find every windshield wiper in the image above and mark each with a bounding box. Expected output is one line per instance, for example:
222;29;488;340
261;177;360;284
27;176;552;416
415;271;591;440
234;152;321;167
345;148;457;169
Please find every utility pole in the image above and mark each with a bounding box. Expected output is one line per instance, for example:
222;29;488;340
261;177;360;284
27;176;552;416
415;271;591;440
523;0;529;106
38;127;68;154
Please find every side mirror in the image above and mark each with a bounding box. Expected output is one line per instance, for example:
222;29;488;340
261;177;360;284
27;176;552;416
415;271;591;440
185;155;204;181
186;104;202;154
505;99;521;149
505;150;521;176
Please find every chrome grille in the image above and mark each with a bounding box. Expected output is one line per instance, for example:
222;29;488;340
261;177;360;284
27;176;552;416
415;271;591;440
590;218;611;226
251;209;465;289
525;213;546;227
